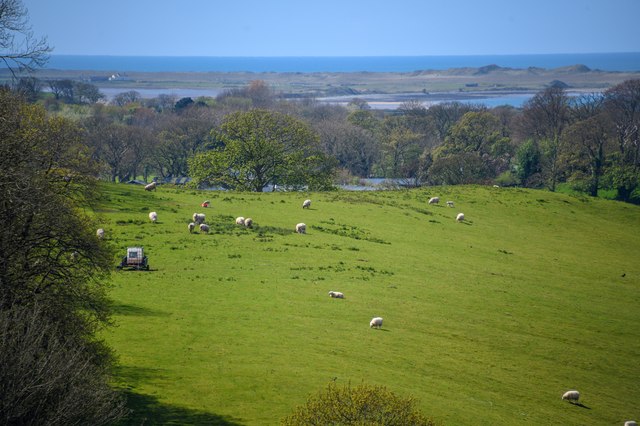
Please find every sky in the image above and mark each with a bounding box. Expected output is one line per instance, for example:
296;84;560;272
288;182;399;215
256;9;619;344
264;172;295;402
22;0;640;57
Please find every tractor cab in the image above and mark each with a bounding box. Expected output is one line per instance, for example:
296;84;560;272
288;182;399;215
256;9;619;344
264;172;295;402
117;247;149;270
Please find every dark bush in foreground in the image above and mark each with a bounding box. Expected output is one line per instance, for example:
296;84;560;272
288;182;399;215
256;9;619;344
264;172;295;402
281;382;437;426
0;305;127;425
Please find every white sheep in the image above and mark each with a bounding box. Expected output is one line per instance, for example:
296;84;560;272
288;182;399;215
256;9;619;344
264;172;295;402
624;421;638;426
188;222;195;233
428;196;440;205
446;201;454;207
302;199;311;209
456;213;465;222
244;218;253;228
295;223;306;234
235;216;245;225
149;211;157;222
144;181;157;191
96;228;105;239
561;390;580;403
193;213;206;224
328;291;344;299
370;317;383;329
199;223;210;234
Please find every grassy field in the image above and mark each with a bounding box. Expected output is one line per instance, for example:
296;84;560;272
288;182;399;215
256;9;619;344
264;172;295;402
97;183;640;425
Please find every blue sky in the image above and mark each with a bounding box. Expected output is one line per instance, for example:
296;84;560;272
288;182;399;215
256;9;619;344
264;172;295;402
23;0;640;56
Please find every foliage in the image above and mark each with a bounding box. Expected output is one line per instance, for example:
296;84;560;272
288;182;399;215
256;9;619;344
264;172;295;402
0;89;125;423
0;305;127;425
281;382;436;425
427;152;492;185
189;109;335;191
515;139;542;185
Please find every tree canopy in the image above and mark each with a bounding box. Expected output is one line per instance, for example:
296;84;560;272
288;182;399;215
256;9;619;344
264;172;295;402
189;109;335;191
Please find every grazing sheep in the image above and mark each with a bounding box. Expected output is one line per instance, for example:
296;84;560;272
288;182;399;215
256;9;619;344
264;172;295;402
144;181;157;191
149;211;158;222
199;223;210;234
302;199;311;209
428;196;440;205
370;317;383;329
456;213;465;222
201;200;210;207
96;228;105;239
328;291;344;299
295;223;306;234
561;390;580;403
446;201;454;207
624;421;637;426
235;216;245;225
188;222;196;233
244;218;253;228
193;213;206;224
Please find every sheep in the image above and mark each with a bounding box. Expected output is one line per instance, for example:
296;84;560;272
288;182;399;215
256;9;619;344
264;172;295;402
370;317;383;329
624;421;638;426
244;218;253;228
96;228;105;239
446;201;454;207
199;223;210;234
193;213;206;225
149;211;158;223
456;213;465;222
188;222;196;233
144;181;157;191
295;223;306;234
201;200;210;207
561;390;580;403
328;291;344;299
235;216;245;225
302;199;311;209
428;196;440;205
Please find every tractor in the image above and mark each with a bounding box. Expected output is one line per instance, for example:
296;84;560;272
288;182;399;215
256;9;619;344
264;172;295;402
117;247;149;270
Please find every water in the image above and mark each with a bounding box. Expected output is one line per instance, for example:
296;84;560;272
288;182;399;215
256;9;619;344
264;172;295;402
42;52;640;73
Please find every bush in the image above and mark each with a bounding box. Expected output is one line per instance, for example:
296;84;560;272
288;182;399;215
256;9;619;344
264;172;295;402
281;382;437;426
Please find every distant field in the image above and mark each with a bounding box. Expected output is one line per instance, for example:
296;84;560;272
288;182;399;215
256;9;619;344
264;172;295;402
99;184;640;425
9;65;640;99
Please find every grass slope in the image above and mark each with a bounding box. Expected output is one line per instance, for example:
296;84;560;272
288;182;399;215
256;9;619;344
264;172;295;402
97;184;640;425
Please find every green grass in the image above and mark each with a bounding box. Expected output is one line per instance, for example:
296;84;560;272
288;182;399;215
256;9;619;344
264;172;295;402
97;183;640;425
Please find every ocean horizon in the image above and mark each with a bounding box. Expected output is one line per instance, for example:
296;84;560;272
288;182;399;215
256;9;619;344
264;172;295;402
43;52;640;73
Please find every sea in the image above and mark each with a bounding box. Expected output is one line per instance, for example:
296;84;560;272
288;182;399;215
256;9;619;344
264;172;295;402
44;52;640;73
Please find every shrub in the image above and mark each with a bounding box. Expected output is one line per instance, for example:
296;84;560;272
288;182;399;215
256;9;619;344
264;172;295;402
281;382;437;426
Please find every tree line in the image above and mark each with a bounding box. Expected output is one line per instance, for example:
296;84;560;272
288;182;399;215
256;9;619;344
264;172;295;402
14;75;638;202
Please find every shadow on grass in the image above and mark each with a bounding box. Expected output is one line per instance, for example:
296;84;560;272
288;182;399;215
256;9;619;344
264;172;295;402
118;390;243;425
111;303;169;317
570;402;591;410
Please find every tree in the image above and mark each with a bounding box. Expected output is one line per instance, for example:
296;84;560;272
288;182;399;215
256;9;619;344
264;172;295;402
189;109;335;191
514;139;542;186
75;81;105;104
603;79;640;202
0;0;51;75
281;382;436;426
520;87;571;191
0;89;125;423
111;90;142;107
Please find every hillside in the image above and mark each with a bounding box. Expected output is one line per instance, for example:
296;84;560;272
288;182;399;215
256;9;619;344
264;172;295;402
98;183;640;425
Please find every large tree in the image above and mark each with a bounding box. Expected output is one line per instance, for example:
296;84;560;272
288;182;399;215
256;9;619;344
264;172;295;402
189;109;335;191
520;87;571;191
603;79;640;202
0;89;126;423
